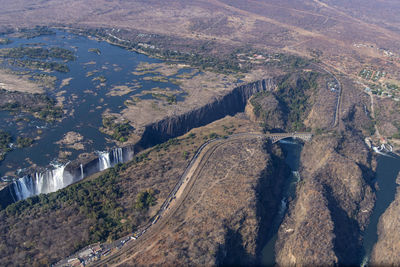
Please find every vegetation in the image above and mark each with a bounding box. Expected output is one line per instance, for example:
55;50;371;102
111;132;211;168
277;72;318;131
0;45;74;72
154;138;180;151
0;46;75;61
16;136;33;148
16;26;55;39
251;72;318;132
0;91;63;122
134;189;156;211
9;59;70;72
92;75;107;83
80;28;311;75
0;130;12;161
102;116;133;142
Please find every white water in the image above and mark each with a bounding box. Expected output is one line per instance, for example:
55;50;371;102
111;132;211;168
278;139;298;145
372;146;396;158
98;147;125;171
11;146;133;202
112;147;124;165
80;164;84;179
13;163;72;200
98;151;111;171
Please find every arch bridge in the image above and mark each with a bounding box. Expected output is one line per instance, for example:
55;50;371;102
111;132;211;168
266;132;313;144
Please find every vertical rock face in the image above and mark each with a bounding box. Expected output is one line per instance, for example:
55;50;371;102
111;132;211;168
135;79;275;149
272;76;376;266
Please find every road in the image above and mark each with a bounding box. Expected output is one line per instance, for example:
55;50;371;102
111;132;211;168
91;133;265;266
311;62;342;128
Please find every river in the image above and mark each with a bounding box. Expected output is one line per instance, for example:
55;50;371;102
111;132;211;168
361;152;400;266
0;29;192;202
261;138;303;266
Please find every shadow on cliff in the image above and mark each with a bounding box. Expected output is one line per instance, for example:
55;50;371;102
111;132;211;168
324;184;362;266
255;142;290;264
216;227;253;266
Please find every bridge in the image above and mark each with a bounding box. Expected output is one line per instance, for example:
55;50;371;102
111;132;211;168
266;132;313;143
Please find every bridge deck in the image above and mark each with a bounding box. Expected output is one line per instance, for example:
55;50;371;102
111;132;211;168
265;132;312;143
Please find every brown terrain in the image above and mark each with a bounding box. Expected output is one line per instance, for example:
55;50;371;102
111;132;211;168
371;173;400;265
109;137;284;266
0;1;400;266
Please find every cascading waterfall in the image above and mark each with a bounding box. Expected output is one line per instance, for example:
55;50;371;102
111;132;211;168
98;151;111;171
8;146;134;203
80;164;84;179
98;147;125;171
112;147;124;165
12;163;72;201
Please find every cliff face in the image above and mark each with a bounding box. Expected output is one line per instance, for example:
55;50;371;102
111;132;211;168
275;77;376;266
275;134;375;266
135;79;275;149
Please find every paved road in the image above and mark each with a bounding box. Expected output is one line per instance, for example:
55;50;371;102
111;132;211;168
91;133;265;266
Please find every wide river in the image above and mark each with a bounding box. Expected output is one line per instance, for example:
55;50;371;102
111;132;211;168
0;30;189;178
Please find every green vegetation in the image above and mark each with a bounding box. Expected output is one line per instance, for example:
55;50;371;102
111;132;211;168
0;46;75;61
10;59;70;72
251;72;318;132
154;138;180;151
391;123;400;139
134;189;156;211
364;120;376;136
0;92;63;122
16;136;33;148
81;28;310;75
0;46;74;73
0;130;12;161
277;72;318;131
102;116;133;142
16;26;55;39
148;92;177;105
5;163;129;245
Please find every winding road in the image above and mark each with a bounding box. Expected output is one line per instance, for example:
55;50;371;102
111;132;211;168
91;133;266;266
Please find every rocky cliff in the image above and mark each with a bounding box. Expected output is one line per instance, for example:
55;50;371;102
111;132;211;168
274;77;376;266
116;138;287;266
135;79;275;149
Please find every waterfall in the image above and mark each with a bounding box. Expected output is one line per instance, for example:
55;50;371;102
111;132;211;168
278;198;287;216
9;146;134;203
98;147;125;170
12;163;72;201
98;151;111;171
112;147;124;165
80;164;84;179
